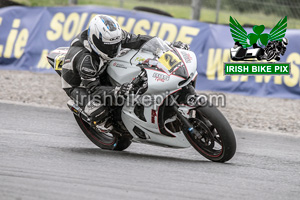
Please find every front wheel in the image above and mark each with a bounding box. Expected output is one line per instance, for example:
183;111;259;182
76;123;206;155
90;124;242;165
74;115;132;151
184;106;236;162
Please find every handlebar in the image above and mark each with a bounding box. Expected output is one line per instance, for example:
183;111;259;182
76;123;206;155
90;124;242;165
130;70;148;95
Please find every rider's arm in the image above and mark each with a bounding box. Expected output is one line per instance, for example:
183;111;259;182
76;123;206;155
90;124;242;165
75;51;131;98
75;52;104;93
121;30;152;49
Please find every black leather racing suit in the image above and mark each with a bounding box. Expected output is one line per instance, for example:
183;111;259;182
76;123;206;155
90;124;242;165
61;29;152;122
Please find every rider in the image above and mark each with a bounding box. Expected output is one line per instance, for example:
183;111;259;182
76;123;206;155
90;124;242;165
263;37;288;61
61;14;189;132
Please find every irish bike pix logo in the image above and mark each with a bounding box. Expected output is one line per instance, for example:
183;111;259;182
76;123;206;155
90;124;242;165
224;16;290;75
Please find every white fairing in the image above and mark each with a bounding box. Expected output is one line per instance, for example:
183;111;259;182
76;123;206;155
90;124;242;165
231;46;261;59
245;48;260;57
107;49;142;85
230;46;241;58
107;38;198;148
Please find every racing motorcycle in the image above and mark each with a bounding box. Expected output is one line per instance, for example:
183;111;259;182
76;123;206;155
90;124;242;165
263;38;288;61
47;37;236;162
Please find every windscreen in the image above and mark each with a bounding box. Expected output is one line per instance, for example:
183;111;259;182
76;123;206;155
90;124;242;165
141;37;171;54
140;37;187;77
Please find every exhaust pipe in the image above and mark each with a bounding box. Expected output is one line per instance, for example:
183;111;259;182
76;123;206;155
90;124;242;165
67;100;91;125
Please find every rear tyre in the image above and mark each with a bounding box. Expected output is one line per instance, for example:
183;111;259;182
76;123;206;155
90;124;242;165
74;115;131;151
184;106;236;162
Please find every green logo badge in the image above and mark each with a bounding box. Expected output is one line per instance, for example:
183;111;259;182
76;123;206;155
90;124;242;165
230;16;287;48
226;16;290;75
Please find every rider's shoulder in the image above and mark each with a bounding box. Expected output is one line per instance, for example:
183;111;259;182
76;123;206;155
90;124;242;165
70;30;88;46
121;29;131;40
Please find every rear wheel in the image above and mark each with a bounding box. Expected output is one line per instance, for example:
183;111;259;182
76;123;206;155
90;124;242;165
184;106;236;162
74;115;131;151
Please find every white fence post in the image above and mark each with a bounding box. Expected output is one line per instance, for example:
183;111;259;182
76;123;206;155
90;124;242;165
191;0;201;21
69;0;78;5
215;0;221;24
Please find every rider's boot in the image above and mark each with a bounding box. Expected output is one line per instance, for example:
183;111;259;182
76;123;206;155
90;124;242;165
95;118;113;133
67;99;113;133
84;99;113;133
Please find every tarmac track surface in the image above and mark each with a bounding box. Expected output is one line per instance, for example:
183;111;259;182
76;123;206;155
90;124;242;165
0;102;299;200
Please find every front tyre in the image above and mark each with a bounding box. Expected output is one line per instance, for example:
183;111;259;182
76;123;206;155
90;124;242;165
185;106;236;162
74;115;131;151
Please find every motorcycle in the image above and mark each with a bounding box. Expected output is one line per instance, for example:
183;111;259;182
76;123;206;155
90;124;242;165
263;38;288;61
230;42;264;61
47;37;236;162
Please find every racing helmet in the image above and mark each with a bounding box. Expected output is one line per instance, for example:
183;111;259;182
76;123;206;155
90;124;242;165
282;37;288;47
88;15;122;60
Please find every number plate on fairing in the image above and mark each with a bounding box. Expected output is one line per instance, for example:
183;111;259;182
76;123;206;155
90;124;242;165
158;51;182;72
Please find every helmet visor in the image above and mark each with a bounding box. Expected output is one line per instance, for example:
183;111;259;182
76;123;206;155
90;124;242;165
92;35;121;58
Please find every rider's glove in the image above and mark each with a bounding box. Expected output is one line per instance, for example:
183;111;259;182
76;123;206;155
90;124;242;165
115;82;133;97
82;78;101;94
172;41;190;50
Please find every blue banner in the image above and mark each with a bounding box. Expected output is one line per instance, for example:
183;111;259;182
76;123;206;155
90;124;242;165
0;6;299;99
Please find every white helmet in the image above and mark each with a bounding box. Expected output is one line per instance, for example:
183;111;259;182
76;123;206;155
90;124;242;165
282;37;288;46
88;15;122;60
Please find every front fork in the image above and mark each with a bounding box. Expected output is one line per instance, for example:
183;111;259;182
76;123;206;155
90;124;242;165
170;85;203;138
172;106;195;133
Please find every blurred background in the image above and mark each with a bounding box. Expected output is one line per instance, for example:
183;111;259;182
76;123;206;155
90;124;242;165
4;0;300;29
0;0;299;134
